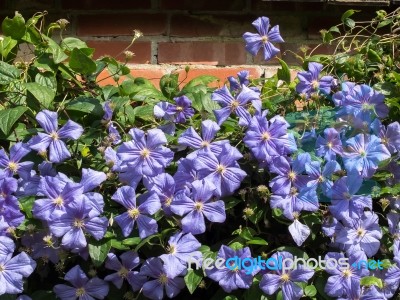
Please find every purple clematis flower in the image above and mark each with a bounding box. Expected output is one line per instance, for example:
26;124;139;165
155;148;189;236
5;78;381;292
228;70;251;92
117;128;174;184
269;153;311;196
343;133;391;179
194;144;247;197
170;179;226;234
315;127;343;161
173;157;200;191
0;236;36;295
306;160;341;196
387;212;400;255
371;119;400;154
336;212;382;257
243;16;284;61
33;176;84;221
111;186;161;238
178;120;227;158
155;96;194;124
296;62;334;97
259;251;314;300
54;265;109;300
48;199;108;251
324;251;369;298
144;173;181;216
244;110;293;164
212;85;261;126
340;84;389;119
140;257;185;300
28;110;83;163
102;101;121;145
159;231;202;278
104;251;146;290
206;245;254;292
328;175;372;223
0;142;33;180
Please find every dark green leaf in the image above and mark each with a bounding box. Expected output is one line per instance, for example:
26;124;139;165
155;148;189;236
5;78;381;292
160;73;180;98
305;285;317;297
88;239;112;267
66;97;104;116
133;105;155;121
0;106;27;135
0;36;18;60
69;48;97;74
25;82;56;108
184;269;203;294
1;12;25;39
43;36;68;64
277;58;291;84
344;18;356;29
180;75;219;95
377;18;392;28
341;10;359;23
0;61;21;84
61;37;88;51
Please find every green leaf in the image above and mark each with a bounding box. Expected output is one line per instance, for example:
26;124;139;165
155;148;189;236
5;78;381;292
304;285;317;297
180;75;219;95
184;269;203;294
329;26;340;33
133;105;155;121
229;241;244;250
66;97;104;116
69;48;97;75
360;276;383;289
341;9;359;23
19;196;35;218
344;18;356;29
246;237;268;246
25;82;56;108
110;239;130;250
61;37;88;51
377;18;392;28
0;36;18;60
1;12;25;40
160;73;180;98
122;237;141;246
88;239;112;267
43;36;68;64
277;58;291;84
0;61;21;84
35;72;57;90
0;106;27;135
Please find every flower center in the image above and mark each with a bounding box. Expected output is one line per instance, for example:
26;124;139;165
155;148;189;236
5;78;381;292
168;244;176;254
382;137;388;145
200;141;210;148
176;106;184;112
164;197;173;207
0;264;5;272
281;273;290;282
359;149;366;157
53;196;64;207
261;132;271;141
327;142;333;148
75;287;86;297
311;80;319;89
261;35;268;43
342;269;352;278
73;218;85;228
118;266;129;278
50;132;59;140
290;187;298;196
140;148;151;158
216;164;226;174
288;171;296;181
318;175;325;183
128;208;140;219
194;201;204;211
43;235;54;247
343;192;352;200
8;161;18;172
356;227;366;237
158;273;169;285
230;100;240;110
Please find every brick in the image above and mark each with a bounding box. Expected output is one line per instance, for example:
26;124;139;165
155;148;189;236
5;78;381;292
160;0;246;11
11;0;55;10
86;40;151;62
170;14;256;37
158;42;247;65
77;14;167;36
61;0;152;10
176;67;263;88
97;68;166;88
251;0;325;12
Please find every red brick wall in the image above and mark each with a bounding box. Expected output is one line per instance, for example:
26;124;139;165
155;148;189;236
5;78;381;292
1;0;396;85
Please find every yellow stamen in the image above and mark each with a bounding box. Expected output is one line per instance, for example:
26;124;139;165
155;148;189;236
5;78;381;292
50;132;59;140
73;218;84;228
216;164;226;174
118;266;129;278
53;196;64;207
281;273;290;282
8;161;18;173
75;287;85;296
194;202;203;211
261;132;271;141
158;273;169;285
140;148;150;158
128;208;140;219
